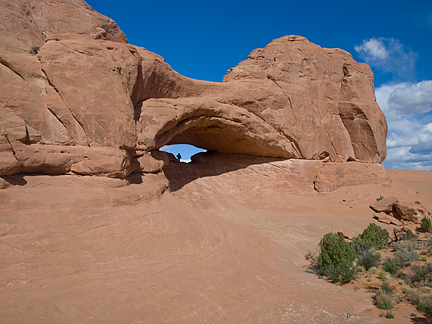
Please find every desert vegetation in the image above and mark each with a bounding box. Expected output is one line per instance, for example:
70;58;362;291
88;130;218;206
29;46;40;54
307;223;432;320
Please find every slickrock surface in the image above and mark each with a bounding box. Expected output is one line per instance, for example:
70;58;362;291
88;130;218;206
1;159;431;323
1;0;387;179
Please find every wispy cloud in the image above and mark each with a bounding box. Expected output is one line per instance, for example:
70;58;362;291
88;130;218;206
355;37;417;79
354;38;388;60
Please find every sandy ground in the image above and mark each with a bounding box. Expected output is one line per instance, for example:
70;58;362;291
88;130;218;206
0;157;431;323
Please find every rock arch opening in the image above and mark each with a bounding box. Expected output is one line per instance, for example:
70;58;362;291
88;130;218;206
160;144;207;163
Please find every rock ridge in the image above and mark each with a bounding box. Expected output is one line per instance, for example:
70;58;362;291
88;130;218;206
0;0;387;180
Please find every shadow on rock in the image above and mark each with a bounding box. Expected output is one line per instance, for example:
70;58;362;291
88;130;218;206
163;151;285;192
2;175;28;186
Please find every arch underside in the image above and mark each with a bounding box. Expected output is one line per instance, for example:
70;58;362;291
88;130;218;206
137;98;301;159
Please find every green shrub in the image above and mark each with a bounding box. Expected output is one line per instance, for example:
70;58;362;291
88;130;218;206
394;249;419;267
380;282;395;295
395;240;419;252
378;269;390;281
407;263;432;287
418;298;432;314
375;282;396;310
356;223;389;250
29;46;40;55
357;249;381;270
403;229;418;241
421;217;431;232
382;257;401;275
324;264;356;284
375;292;394;309
317;232;355;283
407;292;432;314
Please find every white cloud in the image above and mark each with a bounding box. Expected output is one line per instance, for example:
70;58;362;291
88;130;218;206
354;38;388;60
376;82;432;170
388;80;432;114
385;146;432;170
355;37;417;78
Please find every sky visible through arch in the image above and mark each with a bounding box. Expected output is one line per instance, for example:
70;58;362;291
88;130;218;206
86;0;432;170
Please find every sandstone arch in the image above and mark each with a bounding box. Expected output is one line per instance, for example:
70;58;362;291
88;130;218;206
136;97;301;159
0;0;388;180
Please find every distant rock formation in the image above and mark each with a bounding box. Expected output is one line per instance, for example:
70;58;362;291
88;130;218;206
0;0;387;179
370;197;431;224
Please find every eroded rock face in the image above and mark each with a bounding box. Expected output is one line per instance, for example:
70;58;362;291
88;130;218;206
0;0;387;179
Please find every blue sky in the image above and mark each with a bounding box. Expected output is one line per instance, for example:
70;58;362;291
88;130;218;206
87;0;432;169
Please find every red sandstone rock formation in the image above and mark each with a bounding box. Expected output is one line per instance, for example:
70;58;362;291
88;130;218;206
0;0;387;181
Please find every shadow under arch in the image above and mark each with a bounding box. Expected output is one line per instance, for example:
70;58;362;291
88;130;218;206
162;151;286;192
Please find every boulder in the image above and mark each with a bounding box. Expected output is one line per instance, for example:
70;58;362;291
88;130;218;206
0;177;9;189
337;230;352;240
394;201;430;224
130;151;167;173
370;197;398;213
373;212;403;226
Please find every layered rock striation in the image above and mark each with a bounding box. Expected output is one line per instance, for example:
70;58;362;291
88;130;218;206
0;0;387;179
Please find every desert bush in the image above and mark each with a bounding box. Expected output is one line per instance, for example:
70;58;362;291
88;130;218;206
420;286;432;293
421;217;431;232
375;292;394;309
382;256;401;275
407;291;432;314
378;269;390;281
359;223;389;249
29;46;40;54
357;249;381;270
395;240;419;252
317;232;355;283
324;264;356;284
375;282;395;310
380;282;395;295
407;263;432;287
401;285;414;294
403;229;418;241
394;249;419;267
418;298;432;314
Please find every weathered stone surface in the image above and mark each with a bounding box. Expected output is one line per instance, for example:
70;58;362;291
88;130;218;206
130;151;167;173
10;143;131;177
394;201;430;223
0;0;127;47
0;0;387;180
0;176;9;189
222;35;387;163
373;212;403;226
0;134;20;176
370;197;398;213
313;162;390;193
